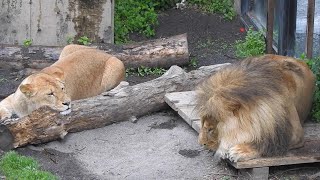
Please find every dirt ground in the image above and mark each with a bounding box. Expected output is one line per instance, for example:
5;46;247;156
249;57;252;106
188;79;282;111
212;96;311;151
1;7;320;180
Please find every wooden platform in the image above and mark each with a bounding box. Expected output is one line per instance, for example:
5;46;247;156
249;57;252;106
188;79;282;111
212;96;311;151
165;91;320;179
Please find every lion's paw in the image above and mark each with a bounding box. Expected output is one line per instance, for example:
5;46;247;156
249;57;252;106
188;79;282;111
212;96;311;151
0;107;12;121
215;148;228;160
228;144;258;162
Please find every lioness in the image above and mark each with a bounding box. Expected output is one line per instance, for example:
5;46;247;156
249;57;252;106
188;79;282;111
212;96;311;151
0;45;125;120
196;54;315;162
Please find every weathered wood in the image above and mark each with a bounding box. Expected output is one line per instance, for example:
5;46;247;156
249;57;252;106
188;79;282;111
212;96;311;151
230;139;320;169
165;91;320;169
164;91;199;129
0;34;189;69
0;64;229;149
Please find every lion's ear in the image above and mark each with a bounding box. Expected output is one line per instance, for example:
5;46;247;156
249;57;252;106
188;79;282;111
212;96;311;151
19;84;35;97
41;67;64;80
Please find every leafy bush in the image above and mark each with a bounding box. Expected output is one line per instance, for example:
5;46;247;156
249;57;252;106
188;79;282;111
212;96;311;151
115;0;158;44
300;54;320;122
188;0;236;20
0;151;57;180
235;28;266;58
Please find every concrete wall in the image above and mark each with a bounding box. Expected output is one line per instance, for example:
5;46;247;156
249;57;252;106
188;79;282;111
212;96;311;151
0;0;114;46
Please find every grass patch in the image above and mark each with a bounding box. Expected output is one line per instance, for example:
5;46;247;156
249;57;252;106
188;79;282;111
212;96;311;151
189;57;198;67
188;0;236;20
114;0;158;44
0;151;57;180
126;66;167;77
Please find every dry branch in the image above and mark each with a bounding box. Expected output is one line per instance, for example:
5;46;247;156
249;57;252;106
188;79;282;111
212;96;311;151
0;64;229;150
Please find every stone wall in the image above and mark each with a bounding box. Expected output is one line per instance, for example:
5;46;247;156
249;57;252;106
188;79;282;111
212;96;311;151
0;0;114;46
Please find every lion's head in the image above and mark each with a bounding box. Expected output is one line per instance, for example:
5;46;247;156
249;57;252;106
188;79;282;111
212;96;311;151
198;116;219;151
19;70;71;115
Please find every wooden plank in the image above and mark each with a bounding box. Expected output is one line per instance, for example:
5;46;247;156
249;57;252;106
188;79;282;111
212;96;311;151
230;139;320;169
191;120;201;133
177;106;199;126
164;91;196;111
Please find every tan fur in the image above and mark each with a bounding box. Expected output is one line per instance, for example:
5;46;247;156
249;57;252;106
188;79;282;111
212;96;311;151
0;44;125;120
196;54;315;162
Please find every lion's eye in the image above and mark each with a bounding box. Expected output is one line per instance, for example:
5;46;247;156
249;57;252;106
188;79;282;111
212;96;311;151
61;87;64;90
47;92;54;96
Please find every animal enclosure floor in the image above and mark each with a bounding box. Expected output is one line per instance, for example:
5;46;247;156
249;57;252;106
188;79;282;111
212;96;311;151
164;91;320;169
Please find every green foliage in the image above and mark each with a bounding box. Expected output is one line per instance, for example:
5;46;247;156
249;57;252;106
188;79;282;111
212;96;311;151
77;36;91;45
235;28;266;58
67;36;74;44
23;39;32;47
189;57;198;67
126;66;167;77
0;151;57;180
115;0;158;44
188;0;236;20
300;53;320;122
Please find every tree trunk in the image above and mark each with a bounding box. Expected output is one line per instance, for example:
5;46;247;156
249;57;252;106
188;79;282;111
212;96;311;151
0;63;229;150
0;34;189;70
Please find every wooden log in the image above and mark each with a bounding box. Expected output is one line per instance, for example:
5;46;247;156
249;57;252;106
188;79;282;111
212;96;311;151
0;34;189;70
0;63;229;150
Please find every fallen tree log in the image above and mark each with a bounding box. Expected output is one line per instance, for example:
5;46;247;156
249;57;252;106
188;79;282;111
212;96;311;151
0;63;229;150
0;33;189;69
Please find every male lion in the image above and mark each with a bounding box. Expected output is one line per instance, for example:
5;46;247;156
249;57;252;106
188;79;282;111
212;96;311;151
0;45;125;120
196;54;315;162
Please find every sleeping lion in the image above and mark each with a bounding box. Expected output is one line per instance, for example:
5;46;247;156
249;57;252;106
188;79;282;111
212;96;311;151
0;44;125;120
195;54;315;162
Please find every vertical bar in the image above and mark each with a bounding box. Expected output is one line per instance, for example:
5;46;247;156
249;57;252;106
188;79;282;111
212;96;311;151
266;0;275;54
277;0;297;56
240;0;250;15
111;0;115;44
306;0;315;59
